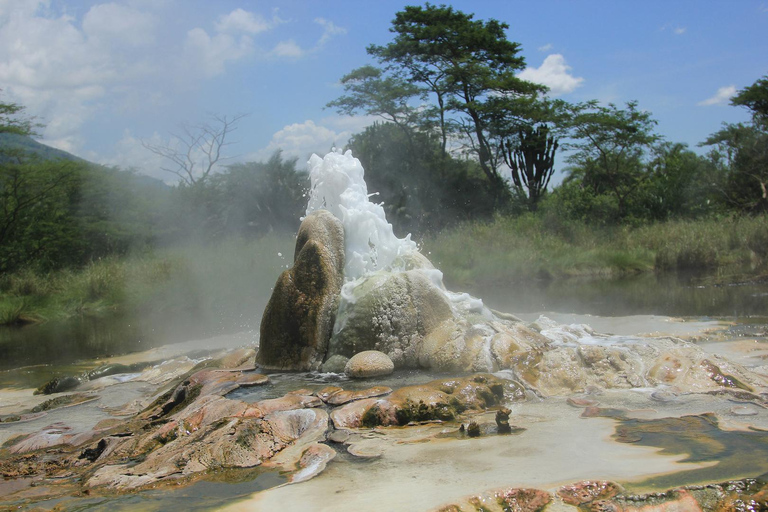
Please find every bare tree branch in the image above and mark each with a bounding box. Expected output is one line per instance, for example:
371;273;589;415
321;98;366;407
142;113;248;186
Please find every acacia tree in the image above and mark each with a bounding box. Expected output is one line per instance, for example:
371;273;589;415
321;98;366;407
142;113;246;187
365;4;544;205
0;97;84;271
731;75;768;127
326;65;425;152
703;76;768;213
565;100;660;218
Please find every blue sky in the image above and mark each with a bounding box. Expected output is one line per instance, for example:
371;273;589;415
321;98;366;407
1;0;766;183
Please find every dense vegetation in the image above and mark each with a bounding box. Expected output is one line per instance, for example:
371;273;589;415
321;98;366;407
1;4;766;327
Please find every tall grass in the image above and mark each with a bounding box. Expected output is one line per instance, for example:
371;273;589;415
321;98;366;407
0;234;295;326
3;216;766;326
422;214;768;288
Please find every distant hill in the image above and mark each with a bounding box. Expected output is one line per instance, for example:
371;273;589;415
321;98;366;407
0;133;169;190
0;132;84;162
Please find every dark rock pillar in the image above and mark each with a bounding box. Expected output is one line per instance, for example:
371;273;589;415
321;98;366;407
256;210;345;370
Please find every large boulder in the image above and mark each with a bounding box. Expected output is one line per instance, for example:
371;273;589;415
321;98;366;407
327;269;454;367
256;210;345;371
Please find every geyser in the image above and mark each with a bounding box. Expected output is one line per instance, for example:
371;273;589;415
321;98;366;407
256;150;766;403
257;150;541;373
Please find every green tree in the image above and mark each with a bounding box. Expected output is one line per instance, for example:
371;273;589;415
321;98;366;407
366;4;545;205
501;124;558;212
214;151;307;237
704;123;767;212
0;158;82;271
731;75;768;126
326;65;425;152
702;76;768;213
565;101;661;219
640;142;717;220
348;121;494;234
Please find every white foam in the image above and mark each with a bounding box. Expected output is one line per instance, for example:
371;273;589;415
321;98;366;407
306;149;496;323
307;150;417;281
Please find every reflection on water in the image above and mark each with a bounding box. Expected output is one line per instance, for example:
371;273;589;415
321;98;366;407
466;274;768;318
0;310;252;372
20;469;285;512
614;413;768;491
2;274;765;374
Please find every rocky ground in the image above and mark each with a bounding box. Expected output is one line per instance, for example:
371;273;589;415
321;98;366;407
0;329;767;511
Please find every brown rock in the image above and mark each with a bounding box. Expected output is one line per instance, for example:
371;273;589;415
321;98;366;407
326;386;392;406
345;350;395;378
557;481;623;506
256;394;323;415
257;210;345;371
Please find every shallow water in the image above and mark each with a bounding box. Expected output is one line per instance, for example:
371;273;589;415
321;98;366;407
467;273;768;318
2;273;768;510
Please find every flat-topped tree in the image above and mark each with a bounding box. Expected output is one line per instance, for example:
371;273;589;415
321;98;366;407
565;100;661;219
731;75;768;127
369;3;545;206
326;65;425;153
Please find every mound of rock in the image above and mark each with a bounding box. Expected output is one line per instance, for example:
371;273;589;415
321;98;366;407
257;210;345;371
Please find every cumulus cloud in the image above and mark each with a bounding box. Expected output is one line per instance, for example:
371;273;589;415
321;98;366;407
249;117;371;165
214;8;271;34
698;85;737;106
518;54;584;95
184;28;254;77
272;39;304;58
0;1;347;163
97;130;173;181
82;2;157;47
537;43;553;52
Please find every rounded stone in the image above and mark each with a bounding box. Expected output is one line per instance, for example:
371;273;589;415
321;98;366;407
344;351;395;378
321;354;349;373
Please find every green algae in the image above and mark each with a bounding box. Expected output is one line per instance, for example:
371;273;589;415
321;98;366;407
611;413;768;492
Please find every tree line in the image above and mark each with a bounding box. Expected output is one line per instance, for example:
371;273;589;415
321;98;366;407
1;3;766;274
0;105;307;274
332;4;767;231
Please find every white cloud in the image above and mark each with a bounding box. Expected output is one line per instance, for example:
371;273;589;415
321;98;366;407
269;18;347;59
272;39;304;58
660;23;687;35
214;8;270;34
518;54;584;95
537;43;553;52
250;119;363;165
184;27;254;77
698;85;737;106
0;2;347;162
82;3;157;47
314;17;347;46
98;130;190;182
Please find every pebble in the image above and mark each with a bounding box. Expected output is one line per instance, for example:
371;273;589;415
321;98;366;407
730;405;759;416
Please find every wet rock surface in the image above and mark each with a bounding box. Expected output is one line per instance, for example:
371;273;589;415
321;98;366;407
257;209;345;371
330;374;524;429
436;487;552;512
344;350;395;378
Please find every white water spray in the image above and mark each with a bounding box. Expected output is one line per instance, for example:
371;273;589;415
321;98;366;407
306;149;417;281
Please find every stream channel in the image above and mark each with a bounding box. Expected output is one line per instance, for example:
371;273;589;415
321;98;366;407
1;274;767;511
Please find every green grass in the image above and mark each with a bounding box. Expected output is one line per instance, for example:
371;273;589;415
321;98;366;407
422;214;768;288
3;215;767;327
0;234;296;326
